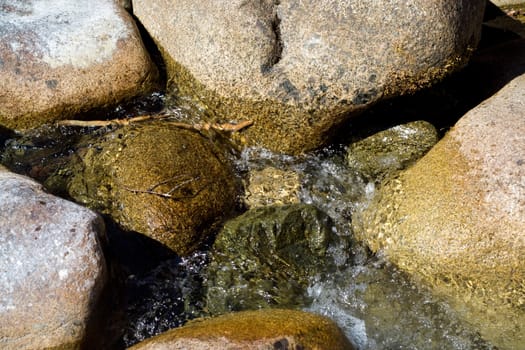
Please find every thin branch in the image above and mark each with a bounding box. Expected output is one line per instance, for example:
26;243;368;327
56;115;253;133
120;175;207;200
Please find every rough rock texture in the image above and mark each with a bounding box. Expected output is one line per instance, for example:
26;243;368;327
491;0;524;5
353;74;525;349
346;120;438;182
205;204;337;315
0;166;107;350
244;166;301;208
134;0;485;154
0;0;158;130
47;122;239;256
128;309;354;350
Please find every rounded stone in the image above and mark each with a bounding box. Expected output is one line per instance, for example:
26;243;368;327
0;0;158;130
0;166;107;349
353;73;525;349
60;122;239;255
128;309;354;350
134;0;485;154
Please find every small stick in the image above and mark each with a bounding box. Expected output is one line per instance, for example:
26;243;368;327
56;115;253;132
120;176;209;200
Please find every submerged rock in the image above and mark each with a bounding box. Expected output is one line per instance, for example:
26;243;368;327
134;0;485;154
346;120;439;182
128;309;354;350
205;204;338;315
46;122;240;256
0;166;107;349
244;166;301;208
0;0;158;130
353;73;525;349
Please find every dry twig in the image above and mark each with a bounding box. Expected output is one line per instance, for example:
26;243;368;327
56;114;253;132
120;175;206;200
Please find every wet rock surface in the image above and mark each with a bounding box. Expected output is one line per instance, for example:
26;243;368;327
134;0;485;154
1;2;525;349
205;203;340;315
346;120;439;182
0;0;158;130
128;309;354;350
244;166;301;208
47;122;240;256
0;166;107;350
354;73;525;349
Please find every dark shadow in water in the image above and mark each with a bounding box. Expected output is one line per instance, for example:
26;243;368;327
97;218;208;349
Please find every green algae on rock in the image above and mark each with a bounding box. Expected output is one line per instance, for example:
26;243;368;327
128;309;354;350
47;122;240;256
346;120;439;182
205;204;339;315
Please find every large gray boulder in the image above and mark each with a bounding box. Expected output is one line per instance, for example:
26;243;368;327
0;166;107;349
353;73;525;349
134;0;485;154
0;0;158;130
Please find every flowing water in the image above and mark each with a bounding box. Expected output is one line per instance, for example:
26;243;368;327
0;91;498;349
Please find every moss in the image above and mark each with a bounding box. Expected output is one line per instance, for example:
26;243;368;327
205;204;337;314
60;122;239;255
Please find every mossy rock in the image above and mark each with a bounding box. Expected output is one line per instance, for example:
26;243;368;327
205;204;338;315
346;120;438;182
128;309;354;350
48;122;239;255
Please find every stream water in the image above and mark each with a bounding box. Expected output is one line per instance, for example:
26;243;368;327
0;92;498;349
111;133;496;349
4;14;523;347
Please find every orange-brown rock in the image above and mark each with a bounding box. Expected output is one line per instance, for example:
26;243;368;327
128;309;354;350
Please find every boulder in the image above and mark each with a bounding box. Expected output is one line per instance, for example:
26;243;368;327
353;73;525;349
128;309;354;350
46;122;239;256
0;0;158;130
0;166;107;349
134;0;485;154
205;204;338;315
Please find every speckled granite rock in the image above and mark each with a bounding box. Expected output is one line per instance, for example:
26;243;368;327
0;166;107;350
134;0;485;154
354;73;525;349
244;166;301;208
0;0;158;130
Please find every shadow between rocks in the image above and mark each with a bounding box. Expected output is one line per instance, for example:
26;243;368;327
329;7;525;146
